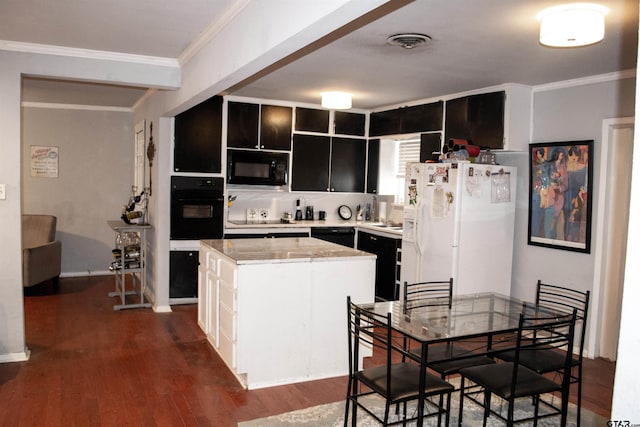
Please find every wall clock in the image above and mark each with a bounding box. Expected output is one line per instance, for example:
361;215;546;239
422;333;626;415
338;205;352;220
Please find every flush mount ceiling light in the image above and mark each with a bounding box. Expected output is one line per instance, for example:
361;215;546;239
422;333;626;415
321;91;352;110
537;3;609;47
386;33;432;49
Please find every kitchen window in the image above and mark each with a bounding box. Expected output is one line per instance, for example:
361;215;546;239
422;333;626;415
378;136;420;203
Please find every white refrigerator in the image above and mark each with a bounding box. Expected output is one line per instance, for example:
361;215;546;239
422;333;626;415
400;161;517;297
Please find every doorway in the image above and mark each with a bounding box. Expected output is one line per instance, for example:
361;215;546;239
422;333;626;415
593;117;635;360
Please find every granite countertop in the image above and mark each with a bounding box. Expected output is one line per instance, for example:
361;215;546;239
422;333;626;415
201;237;377;264
225;220;403;237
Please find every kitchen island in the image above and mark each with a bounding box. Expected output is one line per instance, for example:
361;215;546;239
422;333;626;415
198;237;376;389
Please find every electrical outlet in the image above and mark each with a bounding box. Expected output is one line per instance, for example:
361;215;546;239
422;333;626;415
259;208;270;220
246;208;258;221
0;184;5;200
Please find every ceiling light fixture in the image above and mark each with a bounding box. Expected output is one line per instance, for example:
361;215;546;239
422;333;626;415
321;91;352;110
386;33;431;49
537;3;609;47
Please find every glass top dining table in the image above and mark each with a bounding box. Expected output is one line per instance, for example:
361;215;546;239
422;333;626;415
356;292;565;347
355;292;568;427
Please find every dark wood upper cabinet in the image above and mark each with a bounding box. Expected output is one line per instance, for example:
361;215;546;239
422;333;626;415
227;101;259;149
330;137;366;193
369;109;402;137
401;102;443;134
444;91;505;149
295;107;329;133
334;111;366;136
260;104;293;150
174;95;223;173
419;133;442;162
369;101;443;137
291;134;331;192
367;139;380;194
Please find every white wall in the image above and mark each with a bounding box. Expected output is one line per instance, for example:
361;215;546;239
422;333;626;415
0;49;180;360
504;76;636;359
22;106;134;275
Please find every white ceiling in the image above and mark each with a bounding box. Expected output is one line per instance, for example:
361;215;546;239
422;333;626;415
5;0;638;110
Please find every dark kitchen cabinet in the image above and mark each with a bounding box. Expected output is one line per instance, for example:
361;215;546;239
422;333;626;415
334;111;366;136
357;231;401;301
291;134;365;193
445;91;505;149
169;250;199;299
174;95;223;173
260;104;293;150
330;137;366;193
291;134;330;191
419;133;442;162
369;109;401;137
369;101;443;137
227;101;259;149
366;139;380;194
295;107;329;133
401;102;443;134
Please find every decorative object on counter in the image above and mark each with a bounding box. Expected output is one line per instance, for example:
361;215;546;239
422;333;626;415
476;149;497;165
338;204;352;220
121;185;148;224
227;194;237;208
378;201;387;223
146;122;155;196
282;211;294;223
355;204;364;221
441;138;480;162
295;198;303;221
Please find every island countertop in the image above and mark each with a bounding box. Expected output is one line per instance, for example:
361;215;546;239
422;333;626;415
201;237;376;264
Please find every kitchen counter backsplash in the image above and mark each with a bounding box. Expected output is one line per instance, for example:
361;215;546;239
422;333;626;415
226;190;394;224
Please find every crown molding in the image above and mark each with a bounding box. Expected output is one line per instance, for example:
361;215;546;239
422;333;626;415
178;0;251;65
21;101;132;112
533;69;636;93
0;40;179;68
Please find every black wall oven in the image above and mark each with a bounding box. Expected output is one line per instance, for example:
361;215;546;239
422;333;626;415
170;176;224;240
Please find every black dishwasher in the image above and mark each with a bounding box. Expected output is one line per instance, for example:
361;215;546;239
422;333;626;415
310;227;355;248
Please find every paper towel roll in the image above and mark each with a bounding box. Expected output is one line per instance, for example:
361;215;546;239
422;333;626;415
378;201;387;222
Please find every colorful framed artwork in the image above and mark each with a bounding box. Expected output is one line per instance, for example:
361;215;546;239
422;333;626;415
528;140;593;253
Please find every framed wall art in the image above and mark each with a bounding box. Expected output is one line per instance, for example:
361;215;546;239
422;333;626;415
528;140;593;253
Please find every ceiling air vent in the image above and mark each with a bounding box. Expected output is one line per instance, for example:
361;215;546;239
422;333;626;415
386;33;432;49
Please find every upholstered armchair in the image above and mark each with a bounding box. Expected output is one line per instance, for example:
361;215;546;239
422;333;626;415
22;214;62;288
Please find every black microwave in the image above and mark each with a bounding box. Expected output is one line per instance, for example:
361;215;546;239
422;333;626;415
227;150;289;186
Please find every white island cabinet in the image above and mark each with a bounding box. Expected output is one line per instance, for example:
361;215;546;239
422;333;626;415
198;237;376;390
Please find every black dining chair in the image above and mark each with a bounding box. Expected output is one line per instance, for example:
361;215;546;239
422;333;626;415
345;297;454;427
493;280;590;426
458;307;577;427
403;279;453;310
403;279;495;381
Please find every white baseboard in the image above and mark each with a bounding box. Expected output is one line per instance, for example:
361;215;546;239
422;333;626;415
153;305;172;313
60;270;112;278
0;348;31;363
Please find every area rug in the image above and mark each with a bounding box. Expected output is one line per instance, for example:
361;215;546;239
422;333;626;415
238;380;606;427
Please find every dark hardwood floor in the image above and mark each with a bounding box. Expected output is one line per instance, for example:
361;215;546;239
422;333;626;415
0;276;614;426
